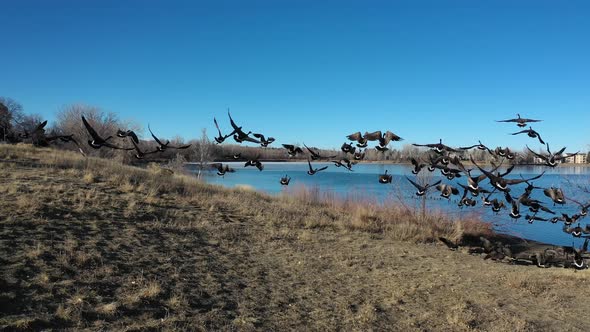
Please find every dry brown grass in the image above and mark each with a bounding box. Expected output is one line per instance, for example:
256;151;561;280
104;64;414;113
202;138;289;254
1;144;589;331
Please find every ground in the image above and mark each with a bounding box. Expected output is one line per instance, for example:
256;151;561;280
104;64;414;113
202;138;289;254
0;145;588;331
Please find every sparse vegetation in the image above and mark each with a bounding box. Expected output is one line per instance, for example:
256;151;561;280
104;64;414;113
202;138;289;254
1;144;590;331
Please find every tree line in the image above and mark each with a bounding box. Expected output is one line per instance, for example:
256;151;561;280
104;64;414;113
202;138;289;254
1;96;587;165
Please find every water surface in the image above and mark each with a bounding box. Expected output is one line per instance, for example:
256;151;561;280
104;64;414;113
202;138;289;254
187;162;590;246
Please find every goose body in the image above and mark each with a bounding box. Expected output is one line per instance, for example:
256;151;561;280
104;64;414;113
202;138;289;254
378;170;392;184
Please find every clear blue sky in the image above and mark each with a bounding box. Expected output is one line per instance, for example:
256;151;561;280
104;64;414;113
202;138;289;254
1;0;589;151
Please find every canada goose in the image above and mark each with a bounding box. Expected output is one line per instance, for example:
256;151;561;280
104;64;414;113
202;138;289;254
228;111;260;144
550;216;564;224
82;116;134;150
459;140;492;153
353;149;365;161
379;130;403;146
543;187;566;205
45;134;86;156
457;183;495;197
480;236;494;253
252;133;275;147
562;213;581;225
116;129;139;144
379;170;392;184
332;158;354;171
410;158;426;175
148;125;192;151
509;202;521;219
216;163;235;176
526;144;578;167
511;127;544;145
470;156;544;192
375;145;389;152
439;237;459;250
413;139;457;154
431;164;462;179
232;153;242;160
304;143;337;160
307;159;328;175
490;199;506;213
282;144;304;157
566;238;589;269
496;114;542;128
481;189;496;205
341;142;356;154
491;147;516;159
130;139;159;159
346;131;368;148
280;174;291;186
484;242;512;261
458;187;477;207
563;223;584;237
525;213;548;224
405;176;441;196
244;156;264;171
436;184;459;199
213;117;233;144
522;199;555;215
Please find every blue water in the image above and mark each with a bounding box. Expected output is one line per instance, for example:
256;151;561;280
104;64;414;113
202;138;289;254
188;162;590;246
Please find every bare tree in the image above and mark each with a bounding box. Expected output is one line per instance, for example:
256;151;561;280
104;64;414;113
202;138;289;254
0;97;24;141
193;128;212;179
52;104;141;160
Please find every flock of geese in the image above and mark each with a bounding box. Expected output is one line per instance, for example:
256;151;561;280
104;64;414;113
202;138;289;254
211;112;589;269
6;112;590;269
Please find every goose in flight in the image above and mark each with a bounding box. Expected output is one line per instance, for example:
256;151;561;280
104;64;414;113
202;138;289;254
283;144;304;157
149;125;192;151
496;113;542;128
304;143;337;160
213;117;233;144
405;176;441;196
346;131;368;148
413;139;457;154
510;127;544;145
82;116;134;150
252;133;276;147
228;111;260;144
307;159;329;175
280;175;291;186
470;156;544;192
116;129;139;144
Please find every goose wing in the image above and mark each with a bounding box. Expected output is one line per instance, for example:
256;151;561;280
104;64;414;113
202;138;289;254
363;130;382;141
213;117;224;137
346;131;363;141
303;143;320;158
148;125;166;146
505;172;545;185
405;176;424;191
81;116;103;141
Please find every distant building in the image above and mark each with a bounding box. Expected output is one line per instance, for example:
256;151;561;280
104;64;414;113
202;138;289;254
564;154;587;164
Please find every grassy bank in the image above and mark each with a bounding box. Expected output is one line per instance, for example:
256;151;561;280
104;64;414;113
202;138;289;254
1;144;589;331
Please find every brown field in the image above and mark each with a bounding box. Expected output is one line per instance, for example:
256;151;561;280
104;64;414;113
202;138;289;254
1;144;589;331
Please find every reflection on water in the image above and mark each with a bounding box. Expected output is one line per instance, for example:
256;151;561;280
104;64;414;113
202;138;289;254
187;162;590;246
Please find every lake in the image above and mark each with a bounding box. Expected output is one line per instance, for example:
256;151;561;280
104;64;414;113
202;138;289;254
187;162;590;246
